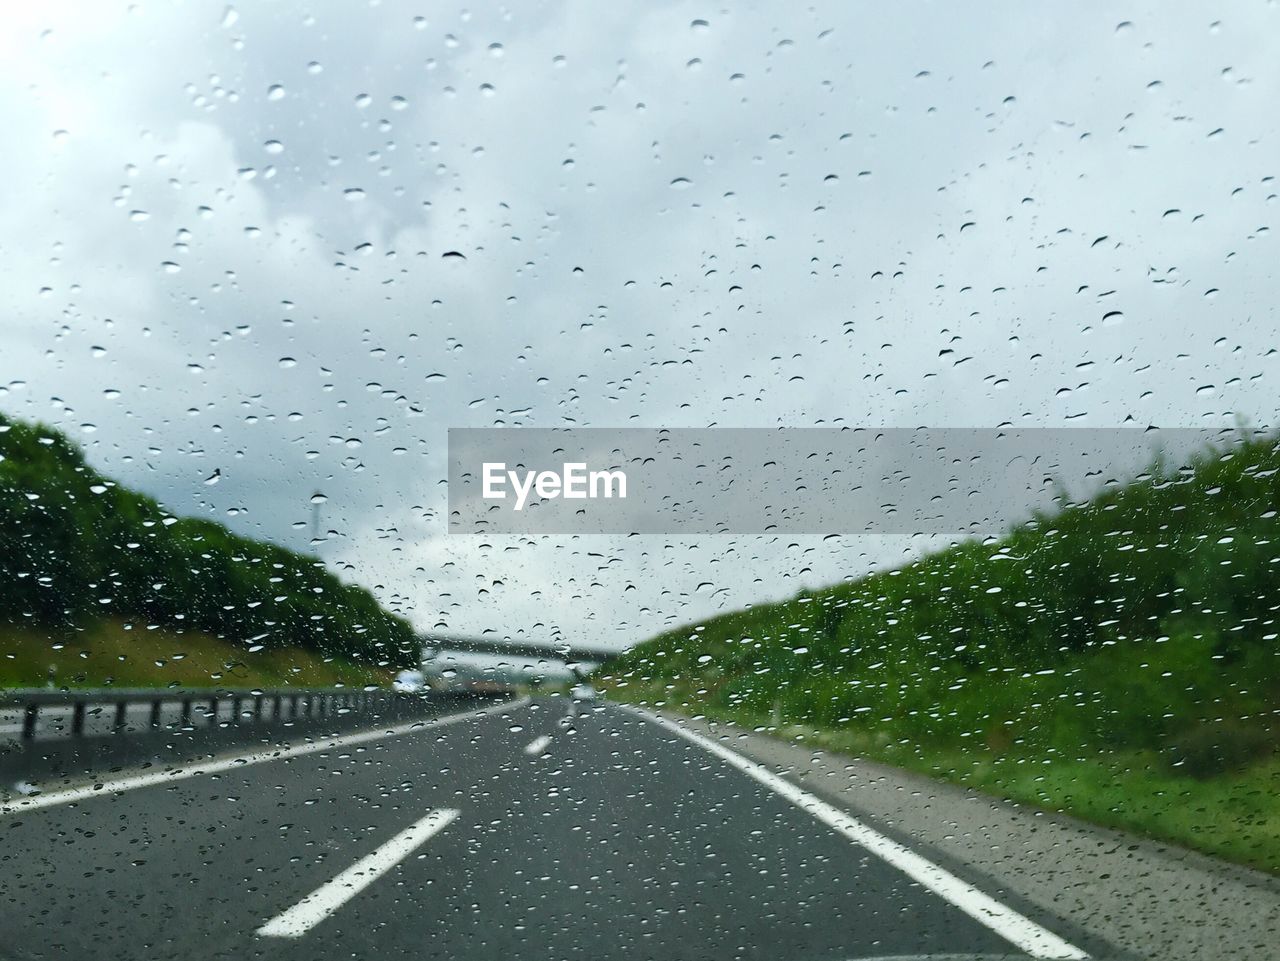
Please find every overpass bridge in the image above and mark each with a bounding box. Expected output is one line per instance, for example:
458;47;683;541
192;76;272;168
418;634;622;666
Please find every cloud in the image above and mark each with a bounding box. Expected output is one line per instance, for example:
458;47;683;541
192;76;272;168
2;0;1277;652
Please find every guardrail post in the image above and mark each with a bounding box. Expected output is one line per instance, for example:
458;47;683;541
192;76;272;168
209;695;218;725
254;695;263;721
181;699;192;726
231;696;241;724
71;701;86;737
273;695;282;720
150;699;162;729
113;701;127;732
22;703;38;740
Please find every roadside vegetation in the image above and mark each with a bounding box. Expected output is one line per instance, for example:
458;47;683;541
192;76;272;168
0;620;392;690
601;433;1280;873
0;413;417;688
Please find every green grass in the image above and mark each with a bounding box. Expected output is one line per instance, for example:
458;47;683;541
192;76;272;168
0;619;393;690
600;435;1280;875
606;680;1280;875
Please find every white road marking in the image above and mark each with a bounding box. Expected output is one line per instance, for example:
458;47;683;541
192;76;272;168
0;697;528;816
524;734;552;755
628;706;1089;961
257;808;460;938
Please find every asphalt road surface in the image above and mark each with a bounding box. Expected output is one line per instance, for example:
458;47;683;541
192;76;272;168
0;697;1122;961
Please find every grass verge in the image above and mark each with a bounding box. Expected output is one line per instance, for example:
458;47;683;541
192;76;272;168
605;681;1280;876
0;619;392;690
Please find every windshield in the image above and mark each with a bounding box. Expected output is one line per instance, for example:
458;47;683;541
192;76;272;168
2;4;1278;961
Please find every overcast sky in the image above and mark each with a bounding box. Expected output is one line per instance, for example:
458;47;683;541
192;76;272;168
1;1;1277;653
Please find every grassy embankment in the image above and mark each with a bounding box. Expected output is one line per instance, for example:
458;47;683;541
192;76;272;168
0;620;391;690
601;434;1280;874
2;412;417;689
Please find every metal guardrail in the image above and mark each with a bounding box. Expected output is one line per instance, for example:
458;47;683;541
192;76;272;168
0;687;407;742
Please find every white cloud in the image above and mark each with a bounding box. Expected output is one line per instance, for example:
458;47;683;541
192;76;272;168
2;0;1277;652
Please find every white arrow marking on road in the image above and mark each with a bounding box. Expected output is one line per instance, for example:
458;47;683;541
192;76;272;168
257;808;460;938
628;706;1089;961
524;734;552;755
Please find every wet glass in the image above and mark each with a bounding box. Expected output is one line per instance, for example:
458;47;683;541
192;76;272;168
1;4;1278;960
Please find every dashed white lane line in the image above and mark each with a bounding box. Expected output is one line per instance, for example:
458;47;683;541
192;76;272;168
524;734;553;755
626;706;1088;961
257;808;460;938
0;697;529;816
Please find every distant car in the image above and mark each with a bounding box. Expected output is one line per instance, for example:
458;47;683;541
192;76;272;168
393;669;426;693
571;683;597;702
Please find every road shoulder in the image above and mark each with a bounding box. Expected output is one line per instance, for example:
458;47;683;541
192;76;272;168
651;706;1280;961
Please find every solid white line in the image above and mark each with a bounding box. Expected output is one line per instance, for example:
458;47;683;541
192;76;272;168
524;734;552;755
627;706;1088;961
257;808;460;938
0;697;528;816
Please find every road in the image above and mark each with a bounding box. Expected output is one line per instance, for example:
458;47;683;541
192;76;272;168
2;697;1121;961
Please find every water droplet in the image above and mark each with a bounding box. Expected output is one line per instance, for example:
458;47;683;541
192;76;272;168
267;84;285;101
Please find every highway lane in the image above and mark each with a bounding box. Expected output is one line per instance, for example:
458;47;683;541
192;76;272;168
0;698;1108;961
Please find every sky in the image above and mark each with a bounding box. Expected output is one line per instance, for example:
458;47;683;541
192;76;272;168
1;0;1277;654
